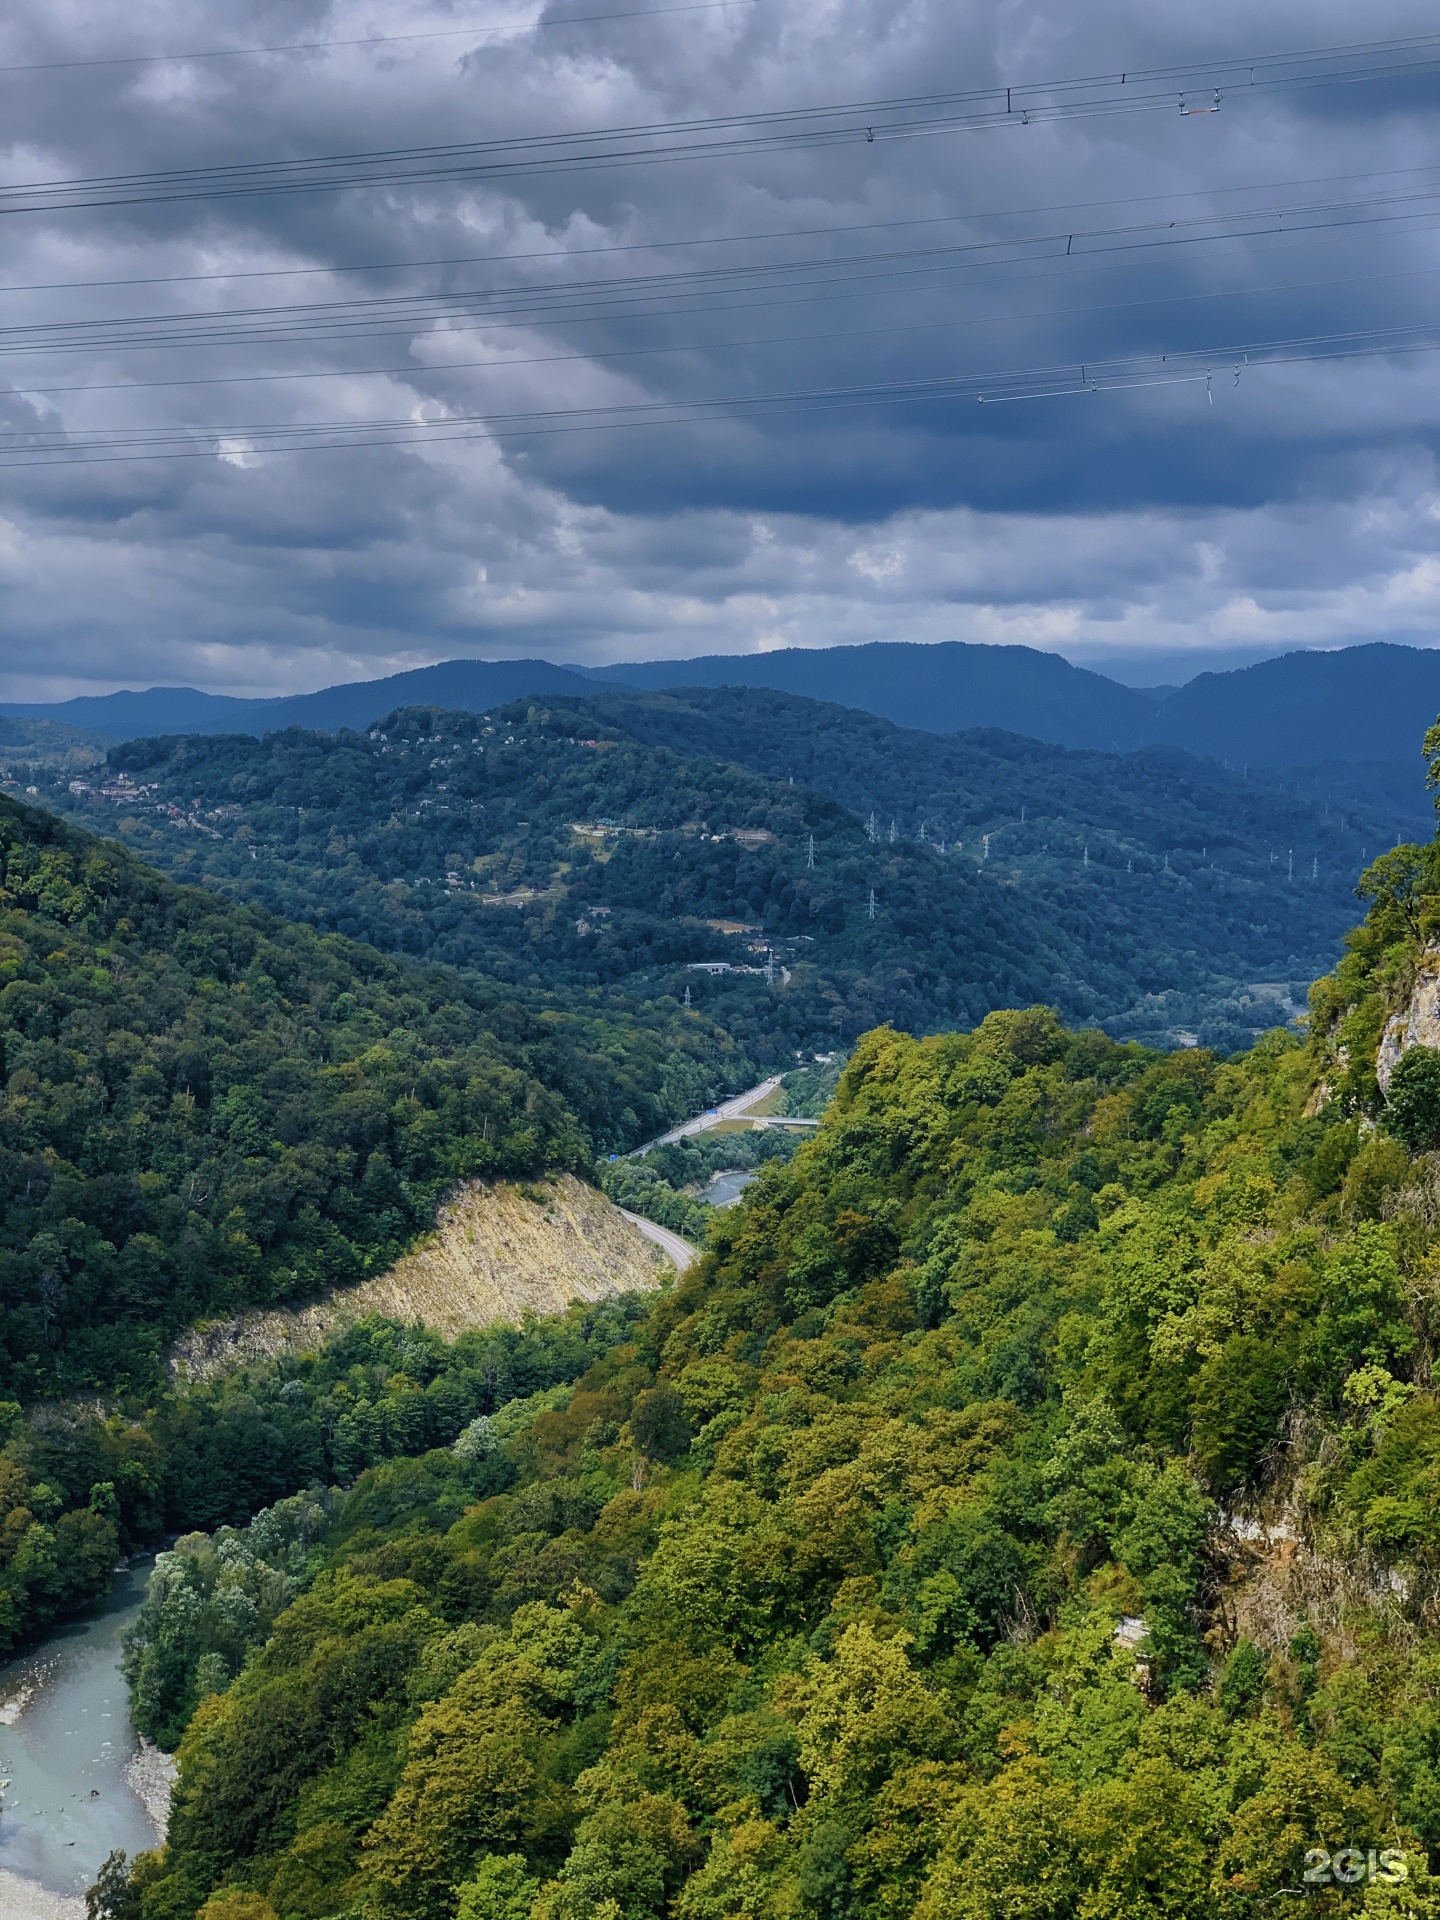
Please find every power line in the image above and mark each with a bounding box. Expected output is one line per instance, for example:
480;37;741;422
4;312;1438;469
4;156;1439;300
4;32;1440;215
0;2;752;75
8;178;1440;362
8;156;1440;299
20;256;1440;402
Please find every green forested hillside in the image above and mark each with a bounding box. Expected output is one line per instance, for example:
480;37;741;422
0;793;749;1399
34;690;1401;1055
94;814;1440;1919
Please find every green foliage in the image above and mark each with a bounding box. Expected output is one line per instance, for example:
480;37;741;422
0;794;628;1397
43;691;1367;1061
455;1854;540;1920
124;1489;334;1748
84;761;1440;1920
1386;1044;1440;1150
596;1126;801;1241
95;973;1440;1920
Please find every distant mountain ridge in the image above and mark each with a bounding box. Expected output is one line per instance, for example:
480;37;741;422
6;639;1439;772
0;657;592;740
595;641;1155;750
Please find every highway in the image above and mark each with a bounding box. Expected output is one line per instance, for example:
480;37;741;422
637;1075;785;1153
619;1209;698;1273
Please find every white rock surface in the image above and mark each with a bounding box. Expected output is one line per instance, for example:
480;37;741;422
1377;951;1440;1091
125;1738;176;1834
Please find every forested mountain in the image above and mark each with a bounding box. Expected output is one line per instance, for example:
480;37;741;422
95;806;1440;1920
0;792;751;1401
0;659;593;743
1148;643;1440;771
12;638;1440;781
1;642;1144;750
594;639;1155;750
32;691;1400;1054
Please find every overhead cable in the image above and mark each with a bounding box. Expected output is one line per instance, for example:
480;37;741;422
13;257;1439;402
3;32;1440;214
2;314;1437;467
0;2;753;74
4;176;1440;358
6;156;1440;298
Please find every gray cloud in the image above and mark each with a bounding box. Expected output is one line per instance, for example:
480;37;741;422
1;0;1440;697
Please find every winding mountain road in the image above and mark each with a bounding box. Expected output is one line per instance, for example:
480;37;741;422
619;1209;699;1273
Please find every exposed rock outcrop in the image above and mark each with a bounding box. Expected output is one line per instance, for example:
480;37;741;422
1377;949;1440;1091
171;1174;669;1382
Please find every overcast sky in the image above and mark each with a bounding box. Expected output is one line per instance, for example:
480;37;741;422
1;1;1440;698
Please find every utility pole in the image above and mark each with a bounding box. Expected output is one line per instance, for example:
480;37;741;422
806;833;816;870
867;888;877;920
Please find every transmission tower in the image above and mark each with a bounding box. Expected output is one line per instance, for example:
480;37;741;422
683;985;691;1008
1287;849;1294;881
918;821;928;844
806;833;816;870
867;889;877;920
866;812;877;843
982;833;991;862
888;818;897;844
1083;844;1089;869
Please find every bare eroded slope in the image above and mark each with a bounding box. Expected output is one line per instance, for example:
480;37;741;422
171;1173;669;1381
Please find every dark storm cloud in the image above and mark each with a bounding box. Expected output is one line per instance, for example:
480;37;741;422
2;0;1440;696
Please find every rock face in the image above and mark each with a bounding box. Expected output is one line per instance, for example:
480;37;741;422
171;1173;669;1382
1377;950;1440;1091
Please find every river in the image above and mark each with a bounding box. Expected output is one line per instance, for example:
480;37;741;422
0;1563;167;1919
699;1168;757;1207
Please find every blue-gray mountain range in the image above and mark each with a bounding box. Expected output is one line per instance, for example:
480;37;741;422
3;640;1433;772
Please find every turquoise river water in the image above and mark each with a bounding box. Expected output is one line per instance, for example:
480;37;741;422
0;1562;162;1913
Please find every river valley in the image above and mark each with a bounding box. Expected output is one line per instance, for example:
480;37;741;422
0;1563;166;1917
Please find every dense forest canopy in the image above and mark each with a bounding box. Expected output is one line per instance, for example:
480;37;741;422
0;1283;651;1686
88;787;1440;1918
0;793;753;1400
28;689;1402;1055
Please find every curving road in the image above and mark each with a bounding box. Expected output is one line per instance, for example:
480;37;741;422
619;1208;699;1273
636;1075;785;1153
